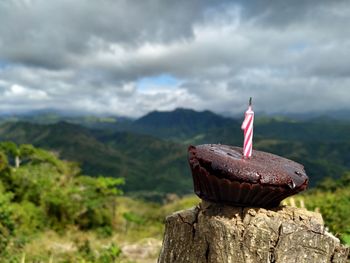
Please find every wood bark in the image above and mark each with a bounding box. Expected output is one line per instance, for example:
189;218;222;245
158;201;349;263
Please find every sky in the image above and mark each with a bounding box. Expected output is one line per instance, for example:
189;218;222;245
0;0;349;117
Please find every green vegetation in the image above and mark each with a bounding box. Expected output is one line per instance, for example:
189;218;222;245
131;108;233;140
0;141;348;261
0;110;348;261
0;122;191;198
0;141;198;262
0;110;349;195
0;142;127;262
298;172;350;244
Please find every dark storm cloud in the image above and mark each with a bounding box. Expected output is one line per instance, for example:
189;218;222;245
0;0;349;116
239;0;350;27
0;0;214;69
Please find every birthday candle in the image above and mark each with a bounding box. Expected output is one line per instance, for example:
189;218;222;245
241;97;254;158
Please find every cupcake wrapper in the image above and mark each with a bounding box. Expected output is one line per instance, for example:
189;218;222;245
191;164;300;208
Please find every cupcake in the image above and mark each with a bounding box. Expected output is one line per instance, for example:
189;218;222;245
188;144;308;208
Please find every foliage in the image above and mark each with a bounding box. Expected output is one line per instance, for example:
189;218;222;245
0;122;191;197
122;212;145;225
98;243;122;263
0;183;14;253
0;151;9;172
0;113;349;196
0;142;124;257
0;111;349;260
301;172;350;244
11;201;45;235
132;108;233;140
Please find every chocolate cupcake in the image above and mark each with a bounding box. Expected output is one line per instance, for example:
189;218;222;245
188;144;308;208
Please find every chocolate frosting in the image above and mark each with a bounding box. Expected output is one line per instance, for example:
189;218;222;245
188;144;308;190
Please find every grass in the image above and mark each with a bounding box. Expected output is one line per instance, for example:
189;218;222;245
4;192;350;261
3;195;201;262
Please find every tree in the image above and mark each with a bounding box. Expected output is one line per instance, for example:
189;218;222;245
72;176;124;229
0;183;14;253
0;142;20;168
0;142;35;169
0;151;9;172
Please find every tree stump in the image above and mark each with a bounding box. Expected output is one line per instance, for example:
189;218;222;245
158;201;349;263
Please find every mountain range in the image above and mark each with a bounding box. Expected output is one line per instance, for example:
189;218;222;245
0;108;349;200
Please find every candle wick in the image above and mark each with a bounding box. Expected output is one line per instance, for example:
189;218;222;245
249;97;252;106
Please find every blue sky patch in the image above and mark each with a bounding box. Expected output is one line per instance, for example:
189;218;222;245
137;74;181;91
288;42;308;53
0;60;9;69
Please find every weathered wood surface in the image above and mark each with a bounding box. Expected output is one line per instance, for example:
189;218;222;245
158;201;349;263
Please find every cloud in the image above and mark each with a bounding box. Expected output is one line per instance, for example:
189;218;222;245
0;0;349;117
0;0;213;69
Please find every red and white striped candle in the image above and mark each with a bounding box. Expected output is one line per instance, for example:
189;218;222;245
241;97;254;158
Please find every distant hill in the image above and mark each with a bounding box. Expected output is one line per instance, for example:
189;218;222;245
279;109;350;121
127;108;237;141
0;109;349;195
0;108;237;140
0;111;132;130
199;117;350;185
135;108;233;129
0;122;192;197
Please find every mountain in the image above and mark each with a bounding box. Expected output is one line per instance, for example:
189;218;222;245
0;107;235;137
0;109;349;195
198;117;350;185
129;108;237;140
135;108;232;129
0;122;192;197
0;110;133;130
280;109;350;121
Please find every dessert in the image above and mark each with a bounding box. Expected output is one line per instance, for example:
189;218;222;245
188;144;309;208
